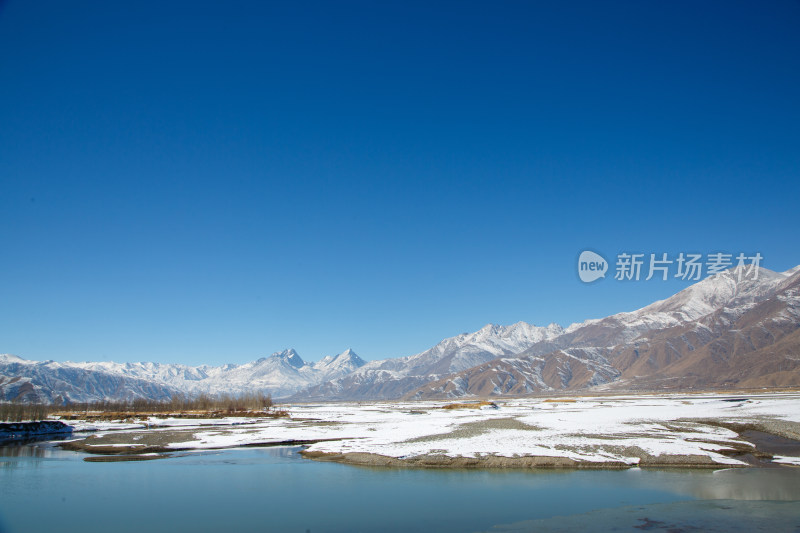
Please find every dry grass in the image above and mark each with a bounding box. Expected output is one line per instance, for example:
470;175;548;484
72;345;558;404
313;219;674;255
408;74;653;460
543;398;576;403
440;401;496;410
53;408;289;421
2;392;285;421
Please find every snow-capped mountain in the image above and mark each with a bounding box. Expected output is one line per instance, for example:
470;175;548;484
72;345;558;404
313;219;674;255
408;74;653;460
3;265;799;403
0;349;365;403
407;266;800;398
0;354;182;404
313;348;367;381
292;321;566;401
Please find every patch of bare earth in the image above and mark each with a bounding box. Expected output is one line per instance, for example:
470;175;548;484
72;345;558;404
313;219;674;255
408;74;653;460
299;450;627;469
60;427;346;462
402;417;540;444
302;416;797;470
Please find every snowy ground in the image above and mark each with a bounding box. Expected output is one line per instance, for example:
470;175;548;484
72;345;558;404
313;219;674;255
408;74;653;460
60;393;800;468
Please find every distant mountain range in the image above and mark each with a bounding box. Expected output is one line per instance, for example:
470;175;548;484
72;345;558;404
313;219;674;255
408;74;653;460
408;265;800;398
2;265;799;403
0;348;365;403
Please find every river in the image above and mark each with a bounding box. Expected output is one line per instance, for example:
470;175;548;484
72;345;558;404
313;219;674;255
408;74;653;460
1;442;799;532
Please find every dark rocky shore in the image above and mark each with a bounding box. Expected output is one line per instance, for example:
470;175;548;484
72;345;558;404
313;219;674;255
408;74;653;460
0;420;73;442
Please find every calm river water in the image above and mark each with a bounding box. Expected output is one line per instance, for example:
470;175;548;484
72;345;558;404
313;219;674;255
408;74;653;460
1;442;799;532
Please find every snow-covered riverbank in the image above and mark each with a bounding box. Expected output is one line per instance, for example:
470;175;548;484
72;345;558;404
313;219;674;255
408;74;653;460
57;392;800;468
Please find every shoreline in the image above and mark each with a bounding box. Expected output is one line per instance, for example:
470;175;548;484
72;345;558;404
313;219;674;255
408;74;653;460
7;393;795;469
53;418;800;469
55;429;789;469
297;450;730;469
57;435;757;469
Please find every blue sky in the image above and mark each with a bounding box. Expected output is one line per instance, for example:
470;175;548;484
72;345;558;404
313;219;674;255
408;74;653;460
1;1;799;365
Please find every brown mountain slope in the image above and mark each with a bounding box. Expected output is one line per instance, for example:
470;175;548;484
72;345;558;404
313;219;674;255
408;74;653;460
621;274;800;390
406;268;800;399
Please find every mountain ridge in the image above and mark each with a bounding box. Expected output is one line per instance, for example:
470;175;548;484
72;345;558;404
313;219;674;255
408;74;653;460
405;266;800;399
0;348;366;403
2;265;799;403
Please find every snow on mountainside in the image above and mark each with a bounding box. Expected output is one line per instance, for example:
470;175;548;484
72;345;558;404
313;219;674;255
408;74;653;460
313;348;367;380
299;269;799;401
0;354;182;404
408;266;800;399
557;267;791;347
0;349;365;403
3;265;799;403
292;321;565;400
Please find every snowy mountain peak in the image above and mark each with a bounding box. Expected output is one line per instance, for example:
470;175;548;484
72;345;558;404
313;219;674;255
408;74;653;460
642;266;786;320
270;349;306;369
6;263;798;404
784;265;800;277
332;348;364;365
472;323;501;337
314;349;366;373
546;322;564;334
340;349;365;364
0;353;26;363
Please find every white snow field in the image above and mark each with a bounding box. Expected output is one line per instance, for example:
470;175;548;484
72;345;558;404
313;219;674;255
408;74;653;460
63;392;800;468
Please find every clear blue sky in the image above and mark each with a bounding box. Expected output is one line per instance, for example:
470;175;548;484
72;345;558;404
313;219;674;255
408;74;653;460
1;1;799;365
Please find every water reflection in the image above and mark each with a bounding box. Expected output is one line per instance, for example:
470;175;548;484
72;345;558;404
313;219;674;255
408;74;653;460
0;442;50;458
2;442;46;470
0;445;798;533
0;441;76;471
595;467;800;501
0;433;72;448
484;500;800;533
688;468;800;501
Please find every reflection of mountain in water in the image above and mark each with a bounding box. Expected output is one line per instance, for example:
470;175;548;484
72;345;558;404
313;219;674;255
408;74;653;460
489;499;800;533
685;468;800;501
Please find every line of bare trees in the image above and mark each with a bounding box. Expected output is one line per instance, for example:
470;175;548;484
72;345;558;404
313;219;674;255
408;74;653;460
1;391;276;422
58;392;274;414
0;402;49;423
